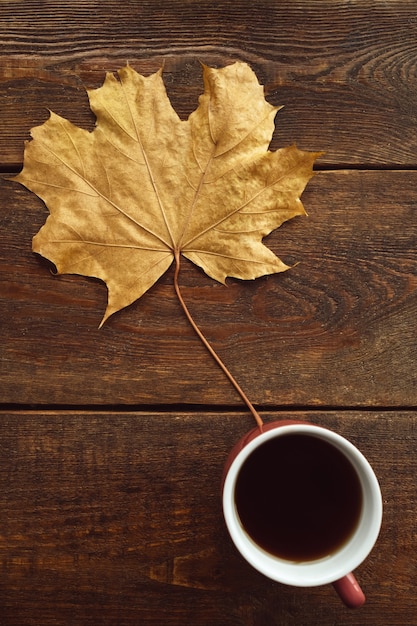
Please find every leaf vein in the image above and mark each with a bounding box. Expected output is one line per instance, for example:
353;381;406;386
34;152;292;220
182;162;302;248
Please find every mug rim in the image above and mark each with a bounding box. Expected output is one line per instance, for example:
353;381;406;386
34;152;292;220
222;423;383;587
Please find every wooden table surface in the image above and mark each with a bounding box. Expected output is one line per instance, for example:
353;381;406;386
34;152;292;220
1;1;416;624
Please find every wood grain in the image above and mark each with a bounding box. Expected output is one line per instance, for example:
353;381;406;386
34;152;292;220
1;0;417;167
1;170;416;408
1;2;417;624
0;410;415;625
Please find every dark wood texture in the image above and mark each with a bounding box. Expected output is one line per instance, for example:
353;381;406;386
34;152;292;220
0;411;416;626
2;0;417;168
1;1;417;624
2;170;416;408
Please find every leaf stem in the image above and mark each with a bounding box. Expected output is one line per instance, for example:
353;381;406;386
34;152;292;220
173;250;264;430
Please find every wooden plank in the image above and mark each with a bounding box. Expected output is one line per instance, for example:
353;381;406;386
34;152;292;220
0;409;415;625
1;0;417;167
1;170;416;408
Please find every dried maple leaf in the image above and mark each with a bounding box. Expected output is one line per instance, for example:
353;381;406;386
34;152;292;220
15;62;321;329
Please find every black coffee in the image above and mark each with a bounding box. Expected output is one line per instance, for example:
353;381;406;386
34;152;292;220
235;434;363;561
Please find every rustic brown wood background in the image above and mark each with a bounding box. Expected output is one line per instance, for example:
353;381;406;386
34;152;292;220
1;1;416;624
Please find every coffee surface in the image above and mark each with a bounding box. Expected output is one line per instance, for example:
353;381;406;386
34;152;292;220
235;434;363;561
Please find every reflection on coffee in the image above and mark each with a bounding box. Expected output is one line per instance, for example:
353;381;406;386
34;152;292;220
235;434;363;561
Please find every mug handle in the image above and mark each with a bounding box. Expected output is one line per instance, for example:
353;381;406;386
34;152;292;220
332;573;366;608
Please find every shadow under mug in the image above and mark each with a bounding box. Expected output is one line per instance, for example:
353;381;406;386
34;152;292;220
222;420;382;608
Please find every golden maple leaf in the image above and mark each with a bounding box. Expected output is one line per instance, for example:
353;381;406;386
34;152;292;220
15;62;321;327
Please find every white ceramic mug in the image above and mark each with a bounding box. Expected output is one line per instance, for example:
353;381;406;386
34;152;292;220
222;420;382;608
